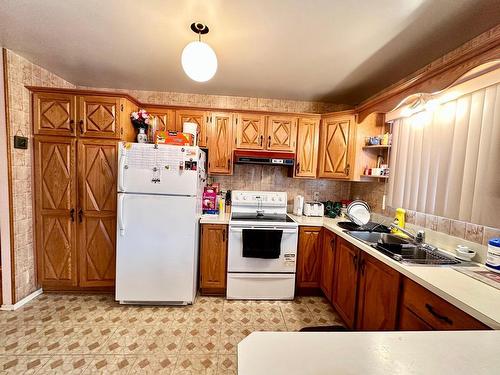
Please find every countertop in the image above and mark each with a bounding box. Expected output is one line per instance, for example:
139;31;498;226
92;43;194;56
288;214;500;329
198;212;500;328
238;331;500;375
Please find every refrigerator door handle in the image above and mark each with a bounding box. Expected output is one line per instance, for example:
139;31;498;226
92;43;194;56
118;151;126;192
118;194;126;236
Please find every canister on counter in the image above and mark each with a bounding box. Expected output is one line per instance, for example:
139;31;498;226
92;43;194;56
486;238;500;273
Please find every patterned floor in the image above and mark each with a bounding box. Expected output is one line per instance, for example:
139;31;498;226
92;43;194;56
0;294;343;374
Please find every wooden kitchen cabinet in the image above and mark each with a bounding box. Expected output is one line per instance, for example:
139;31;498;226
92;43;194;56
398;278;489;330
319;229;336;302
294;117;320;178
266;116;297;152
77;139;118;287
176;109;209;148
33;92;77;137
318;112;355;179
34;136;78;287
208;112;234;175
356;252;400;330
200;224;228;295
145;107;176;140
331;237;360;328
399;305;433;330
296;227;322;291
235;113;267;150
77;95;121;138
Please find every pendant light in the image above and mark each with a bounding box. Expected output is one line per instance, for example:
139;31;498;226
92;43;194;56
181;22;218;82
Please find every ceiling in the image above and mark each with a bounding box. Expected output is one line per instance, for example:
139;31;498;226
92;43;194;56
0;0;499;104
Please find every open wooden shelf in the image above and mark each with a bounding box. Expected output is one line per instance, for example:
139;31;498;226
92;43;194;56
360;174;389;179
362;145;391;150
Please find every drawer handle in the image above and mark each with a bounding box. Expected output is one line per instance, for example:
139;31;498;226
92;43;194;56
425;303;453;325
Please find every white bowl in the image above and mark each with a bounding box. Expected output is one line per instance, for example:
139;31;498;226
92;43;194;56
455;247;476;261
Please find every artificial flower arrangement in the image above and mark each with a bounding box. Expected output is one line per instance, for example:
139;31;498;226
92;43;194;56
130;109;151;129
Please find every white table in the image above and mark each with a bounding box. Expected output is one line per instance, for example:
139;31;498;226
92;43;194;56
238;331;500;375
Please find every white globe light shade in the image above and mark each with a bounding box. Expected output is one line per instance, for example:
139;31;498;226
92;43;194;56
181;41;218;82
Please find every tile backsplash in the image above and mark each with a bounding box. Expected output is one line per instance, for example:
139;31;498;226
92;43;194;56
211;164;351;210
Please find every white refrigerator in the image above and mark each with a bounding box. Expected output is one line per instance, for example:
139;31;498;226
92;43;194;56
115;142;206;304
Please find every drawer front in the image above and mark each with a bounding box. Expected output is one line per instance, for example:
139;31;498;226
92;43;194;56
401;278;488;330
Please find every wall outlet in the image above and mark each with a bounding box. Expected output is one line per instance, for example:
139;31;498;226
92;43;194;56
313;191;320;201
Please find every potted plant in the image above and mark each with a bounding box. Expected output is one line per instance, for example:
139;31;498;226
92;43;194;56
130;109;151;143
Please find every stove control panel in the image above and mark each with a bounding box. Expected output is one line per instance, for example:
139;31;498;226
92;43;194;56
232;191;287;207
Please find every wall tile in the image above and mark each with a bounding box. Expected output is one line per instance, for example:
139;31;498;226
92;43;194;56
437;217;451;234
425;214;438;231
483;227;500;246
465;223;484;244
450;220;466;239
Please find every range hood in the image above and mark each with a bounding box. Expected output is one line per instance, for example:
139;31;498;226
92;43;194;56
234;150;295;166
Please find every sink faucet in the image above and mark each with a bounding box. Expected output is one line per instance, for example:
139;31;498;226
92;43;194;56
389;223;425;244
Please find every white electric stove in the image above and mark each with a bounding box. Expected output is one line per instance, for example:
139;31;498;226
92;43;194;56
227;191;298;300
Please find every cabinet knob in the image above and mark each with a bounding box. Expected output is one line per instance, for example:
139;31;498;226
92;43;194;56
79;119;84;134
69;208;75;222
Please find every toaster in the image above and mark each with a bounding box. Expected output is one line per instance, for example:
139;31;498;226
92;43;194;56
303;202;324;217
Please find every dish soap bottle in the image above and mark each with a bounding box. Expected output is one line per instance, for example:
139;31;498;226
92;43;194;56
391;208;406;236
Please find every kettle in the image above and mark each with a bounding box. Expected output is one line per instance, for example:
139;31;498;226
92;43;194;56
293;195;304;216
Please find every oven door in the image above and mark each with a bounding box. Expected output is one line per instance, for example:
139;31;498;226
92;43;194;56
228;225;298;273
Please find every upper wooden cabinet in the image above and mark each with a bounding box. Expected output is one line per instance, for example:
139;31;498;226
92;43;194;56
34;136;78;288
267;116;297;152
295;117;320;178
296;226;322;290
145;107;176;141
318;113;356;179
175;109;209;148
208;112;234;175
235;113;266;150
77;139;118;287
200;224;228;295
33;92;77;137
78;96;121;138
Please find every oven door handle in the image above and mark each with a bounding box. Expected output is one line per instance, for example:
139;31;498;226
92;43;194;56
229;227;298;234
228;273;294;279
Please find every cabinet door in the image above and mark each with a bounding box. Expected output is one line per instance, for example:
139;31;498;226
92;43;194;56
33;92;77;136
208;112;234;175
200;224;228;294
295;117;320;178
78;96;121;138
77;139;118;287
296;227;322;289
176;110;209;147
235;113;266;150
146;108;176;141
320;230;336;302
332;237;360;328
318;114;354;179
356;253;400;330
34;137;78;287
266;116;297;152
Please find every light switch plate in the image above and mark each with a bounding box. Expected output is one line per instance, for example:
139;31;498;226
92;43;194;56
14;135;28;149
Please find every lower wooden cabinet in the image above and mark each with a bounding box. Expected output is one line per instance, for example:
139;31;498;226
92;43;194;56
356;252;400;330
296;227;323;291
331;237;360;328
200;224;228;295
398;278;489;330
319;229;336;302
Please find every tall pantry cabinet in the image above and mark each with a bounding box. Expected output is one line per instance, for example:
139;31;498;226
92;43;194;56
32;89;137;290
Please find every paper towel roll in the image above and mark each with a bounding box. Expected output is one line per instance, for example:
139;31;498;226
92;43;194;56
183;122;198;145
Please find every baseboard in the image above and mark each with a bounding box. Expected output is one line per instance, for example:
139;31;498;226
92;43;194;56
0;288;43;311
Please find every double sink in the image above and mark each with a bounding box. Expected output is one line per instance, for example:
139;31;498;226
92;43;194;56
344;228;463;266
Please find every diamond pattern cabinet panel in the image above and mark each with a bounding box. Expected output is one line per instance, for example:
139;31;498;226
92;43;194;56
266;116;297;152
318;113;355;179
78;139;118;287
78;96;121;139
146;108;175;142
294;117;320;178
34;136;78;287
33;92;76;136
296;226;322;289
200;224;227;294
208;112;234;175
235;113;266;150
175;109;208;147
